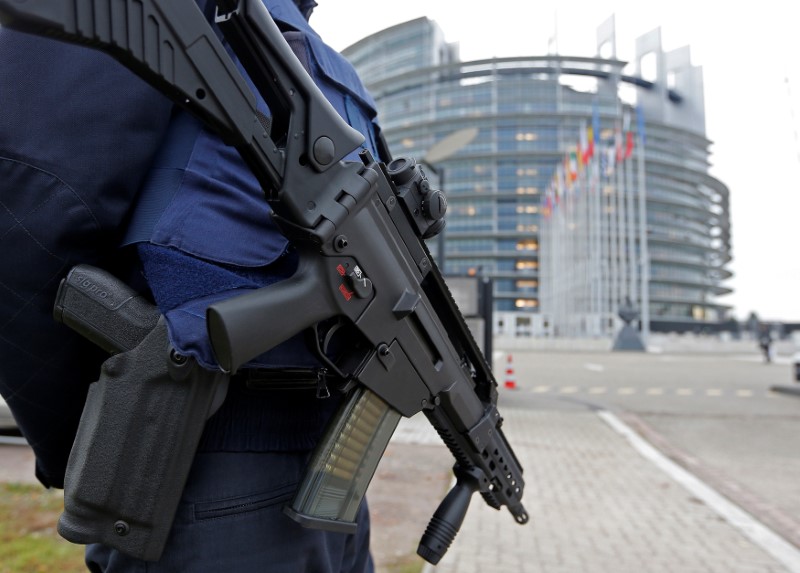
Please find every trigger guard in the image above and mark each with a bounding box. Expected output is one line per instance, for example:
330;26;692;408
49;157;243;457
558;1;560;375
321;319;347;354
304;320;348;380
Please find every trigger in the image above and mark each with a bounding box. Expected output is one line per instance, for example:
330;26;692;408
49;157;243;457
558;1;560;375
319;318;347;356
304;319;348;379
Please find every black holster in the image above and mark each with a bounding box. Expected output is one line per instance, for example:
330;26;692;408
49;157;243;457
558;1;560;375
58;314;229;561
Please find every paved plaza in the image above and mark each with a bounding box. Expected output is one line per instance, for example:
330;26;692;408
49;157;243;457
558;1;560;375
383;347;800;573
391;408;799;573
2;347;800;573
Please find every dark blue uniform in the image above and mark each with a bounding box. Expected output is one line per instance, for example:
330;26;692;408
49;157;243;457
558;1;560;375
0;28;174;489
0;1;383;571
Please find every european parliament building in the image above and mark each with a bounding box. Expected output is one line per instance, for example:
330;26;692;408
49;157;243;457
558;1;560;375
343;17;732;336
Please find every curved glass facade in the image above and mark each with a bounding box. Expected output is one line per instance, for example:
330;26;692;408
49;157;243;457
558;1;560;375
343;18;731;334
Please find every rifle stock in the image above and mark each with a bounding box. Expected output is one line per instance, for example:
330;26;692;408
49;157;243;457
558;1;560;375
0;0;528;563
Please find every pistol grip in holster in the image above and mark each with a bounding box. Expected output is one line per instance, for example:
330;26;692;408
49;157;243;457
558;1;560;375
54;265;229;561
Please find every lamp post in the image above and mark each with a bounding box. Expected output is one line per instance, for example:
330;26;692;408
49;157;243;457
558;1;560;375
420;127;479;274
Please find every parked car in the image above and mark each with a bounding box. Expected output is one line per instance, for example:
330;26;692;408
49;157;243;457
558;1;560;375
794;352;800;382
0;395;18;432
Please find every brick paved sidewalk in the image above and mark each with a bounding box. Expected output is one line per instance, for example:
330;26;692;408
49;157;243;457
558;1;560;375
3;406;799;573
389;409;800;573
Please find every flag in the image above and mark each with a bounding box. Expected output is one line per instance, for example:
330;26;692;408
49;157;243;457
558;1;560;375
589;101;600;162
579;121;588;165
555;163;565;202
543;184;554;218
624;130;634;159
579;121;593;165
584;126;595;163
599;146;608;176
604;142;616;177
620;109;634;160
567;151;578;184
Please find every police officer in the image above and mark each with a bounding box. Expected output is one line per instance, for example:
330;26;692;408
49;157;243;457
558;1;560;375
0;1;384;571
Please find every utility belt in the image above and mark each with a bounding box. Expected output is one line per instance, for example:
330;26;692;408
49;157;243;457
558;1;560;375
197;367;344;455
53;265;341;561
234;367;335;398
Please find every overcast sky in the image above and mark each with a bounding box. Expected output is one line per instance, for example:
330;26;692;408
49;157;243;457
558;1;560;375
312;0;800;322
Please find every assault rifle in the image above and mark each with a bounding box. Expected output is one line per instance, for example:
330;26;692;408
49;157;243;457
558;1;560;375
0;0;528;564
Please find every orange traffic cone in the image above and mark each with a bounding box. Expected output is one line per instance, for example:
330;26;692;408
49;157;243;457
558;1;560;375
504;354;517;390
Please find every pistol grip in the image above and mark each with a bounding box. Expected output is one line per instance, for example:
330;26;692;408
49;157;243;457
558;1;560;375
54;265;159;353
207;253;336;372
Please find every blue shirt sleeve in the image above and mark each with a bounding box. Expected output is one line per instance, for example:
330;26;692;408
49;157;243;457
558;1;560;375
134;0;386;369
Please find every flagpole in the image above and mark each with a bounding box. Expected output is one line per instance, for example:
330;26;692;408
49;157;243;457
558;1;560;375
598;137;610;336
589;105;600;337
590;141;600;336
625;129;638;321
580;148;588;336
637;110;650;344
613;111;634;336
609;123;621;335
596;126;608;337
579;123;591;336
616;138;628;305
565;163;572;336
556;170;569;336
547;183;553;336
554;60;564;338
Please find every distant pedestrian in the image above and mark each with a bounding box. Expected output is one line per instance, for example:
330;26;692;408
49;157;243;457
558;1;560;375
758;324;773;363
